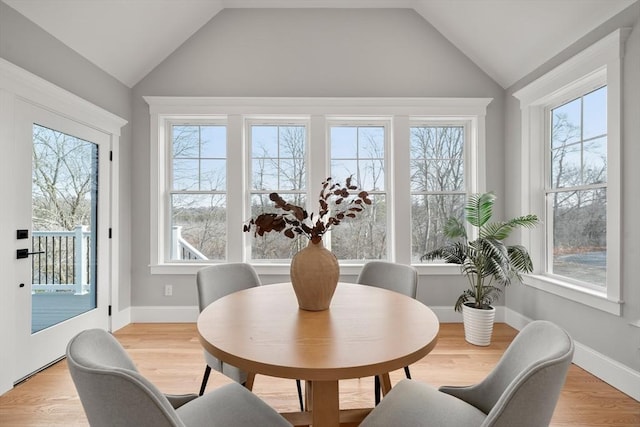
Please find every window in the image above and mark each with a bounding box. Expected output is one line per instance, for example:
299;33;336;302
249;121;308;260
169;123;227;262
146;97;490;275
410;124;466;261
329;122;388;260
548;86;607;287
513;29;628;315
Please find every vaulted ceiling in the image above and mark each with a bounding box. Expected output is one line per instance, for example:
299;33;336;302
2;0;636;88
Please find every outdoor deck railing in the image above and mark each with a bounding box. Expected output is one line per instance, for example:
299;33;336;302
30;226;203;294
31;225;91;295
171;226;208;260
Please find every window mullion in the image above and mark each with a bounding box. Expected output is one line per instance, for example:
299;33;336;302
227;114;243;262
393;115;411;264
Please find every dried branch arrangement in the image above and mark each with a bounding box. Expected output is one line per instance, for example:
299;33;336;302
243;177;371;244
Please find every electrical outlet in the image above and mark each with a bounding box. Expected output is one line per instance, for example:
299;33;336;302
164;284;173;296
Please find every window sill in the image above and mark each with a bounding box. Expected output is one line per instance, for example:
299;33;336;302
523;274;622;316
150;262;462;276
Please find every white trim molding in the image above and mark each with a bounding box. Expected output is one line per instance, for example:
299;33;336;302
512;29;630;315
505;308;640;402
145;96;492;274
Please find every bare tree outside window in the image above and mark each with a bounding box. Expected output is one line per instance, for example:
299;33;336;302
170;125;227;261
250;124;307;260
549;86;607;286
330;125;387;260
410;126;466;261
32;124;97;291
33;125;95;231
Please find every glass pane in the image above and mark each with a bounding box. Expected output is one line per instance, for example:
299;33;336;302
330;194;387;260
249;193;307;260
410;126;464;192
331;126;358;158
359;159;385;191
252;125;278;157
331;159;358;185
411;194;465;262
31;124;98;333
583;86;607;140
172;159;199;191
172;125;199;158
279;158;306;190
279;126;306;158
583;137;607;185
201;126;226;158
410;126;437;157
200;159;226;191
171;194;226;261
438;127;464;157
429;159;464;192
551;189;606;286
358;127;384;158
251;124;306;194
551;98;581;148
410;159;429;192
551;144;581;188
252;159;278;190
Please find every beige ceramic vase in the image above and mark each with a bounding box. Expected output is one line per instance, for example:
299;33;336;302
290;239;339;311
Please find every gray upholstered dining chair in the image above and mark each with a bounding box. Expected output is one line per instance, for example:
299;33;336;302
360;320;575;427
356;261;418;404
66;328;290;427
197;263;304;411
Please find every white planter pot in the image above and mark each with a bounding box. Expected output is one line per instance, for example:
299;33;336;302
462;303;496;346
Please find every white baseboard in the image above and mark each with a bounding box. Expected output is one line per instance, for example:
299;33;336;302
130;305;199;323
505;308;640;402
110;307;131;332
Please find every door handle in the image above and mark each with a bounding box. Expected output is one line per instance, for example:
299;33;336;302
16;249;44;259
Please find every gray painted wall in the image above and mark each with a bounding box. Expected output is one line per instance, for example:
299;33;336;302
504;3;640;371
131;8;505;307
0;1;133;310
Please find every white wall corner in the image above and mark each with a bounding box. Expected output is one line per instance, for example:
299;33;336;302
110;307;132;332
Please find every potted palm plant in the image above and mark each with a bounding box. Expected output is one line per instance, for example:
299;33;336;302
421;192;538;345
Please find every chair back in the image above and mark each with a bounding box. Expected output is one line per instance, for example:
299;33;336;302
66;328;183;427
196;263;261;312
357;261;418;298
470;321;574;427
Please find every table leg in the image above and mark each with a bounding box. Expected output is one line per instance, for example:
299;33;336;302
244;373;255;391
378;373;392;397
310;380;339;427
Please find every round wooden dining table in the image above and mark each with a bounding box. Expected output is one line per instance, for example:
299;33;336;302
197;282;440;427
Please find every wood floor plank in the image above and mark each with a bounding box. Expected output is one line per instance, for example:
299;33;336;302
0;323;637;426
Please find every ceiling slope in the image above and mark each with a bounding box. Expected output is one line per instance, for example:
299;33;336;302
2;0;636;88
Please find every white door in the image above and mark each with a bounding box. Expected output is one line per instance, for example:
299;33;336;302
13;99;111;382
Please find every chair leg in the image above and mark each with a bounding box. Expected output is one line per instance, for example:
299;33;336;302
404;366;412;379
374;375;381;405
296;379;304;411
199;365;212;396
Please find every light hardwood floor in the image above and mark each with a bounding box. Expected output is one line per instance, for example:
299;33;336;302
0;323;638;426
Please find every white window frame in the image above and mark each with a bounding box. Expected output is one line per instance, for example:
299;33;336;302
326;118;392;261
145;97;491;275
166;118;228;263
513;29;629;315
408;119;480;263
246;117;311;263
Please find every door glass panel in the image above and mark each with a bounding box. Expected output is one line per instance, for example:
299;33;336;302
31;124;98;333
